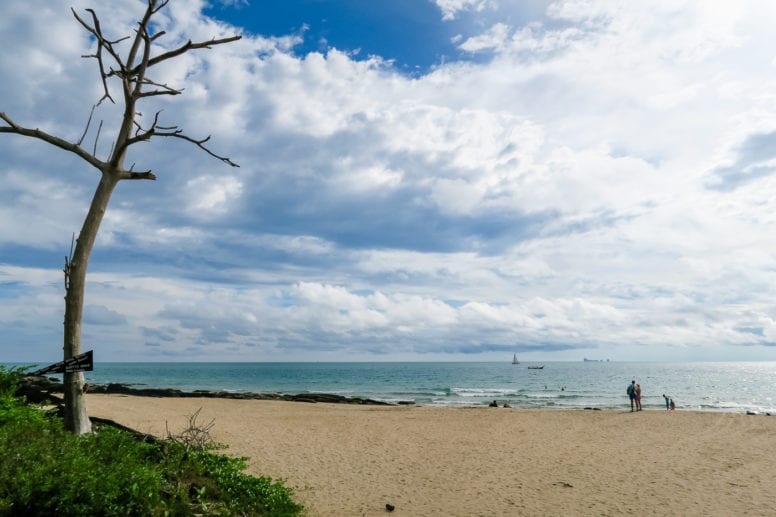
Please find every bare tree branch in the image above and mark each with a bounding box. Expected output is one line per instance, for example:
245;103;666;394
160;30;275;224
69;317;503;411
130;35;242;75
137;78;183;98
71;7;127;104
124;1;156;75
119;170;157;181
121;124;240;167
118;109;240;168
133;21;153;98
77;104;97;146
93;119;104;156
138;89;183;99
155;131;240;167
151;0;171;15
187;136;238;167
0;112;104;171
116;162;157;180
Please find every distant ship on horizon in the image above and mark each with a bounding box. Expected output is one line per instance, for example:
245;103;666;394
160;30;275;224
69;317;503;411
583;358;610;362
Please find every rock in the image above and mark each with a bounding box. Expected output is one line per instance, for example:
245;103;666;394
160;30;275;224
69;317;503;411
385;503;395;512
20;375;402;406
18;376;64;404
84;383;397;406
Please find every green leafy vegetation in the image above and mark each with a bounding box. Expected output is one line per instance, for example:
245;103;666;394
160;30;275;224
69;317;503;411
0;366;303;516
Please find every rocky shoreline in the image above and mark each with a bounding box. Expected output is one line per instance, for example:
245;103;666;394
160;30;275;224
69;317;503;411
19;375;414;406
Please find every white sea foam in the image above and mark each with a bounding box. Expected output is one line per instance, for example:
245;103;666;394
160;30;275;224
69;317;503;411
451;387;520;397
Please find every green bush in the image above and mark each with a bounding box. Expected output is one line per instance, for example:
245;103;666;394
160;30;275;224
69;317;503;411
176;446;303;515
0;365;25;398
0;366;303;516
0;366;46;427
0;411;164;516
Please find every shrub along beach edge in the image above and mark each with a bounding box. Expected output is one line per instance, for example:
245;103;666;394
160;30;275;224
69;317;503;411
0;367;303;516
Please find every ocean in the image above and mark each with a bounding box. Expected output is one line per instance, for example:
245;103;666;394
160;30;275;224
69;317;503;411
22;361;776;414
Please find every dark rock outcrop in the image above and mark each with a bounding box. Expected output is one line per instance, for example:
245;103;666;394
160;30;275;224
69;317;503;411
20;375;415;406
17;375;64;404
86;382;412;405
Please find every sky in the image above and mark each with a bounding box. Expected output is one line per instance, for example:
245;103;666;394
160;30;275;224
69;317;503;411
2;0;776;363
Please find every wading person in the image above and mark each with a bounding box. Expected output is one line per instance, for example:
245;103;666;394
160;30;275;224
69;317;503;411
627;380;637;412
635;383;642;411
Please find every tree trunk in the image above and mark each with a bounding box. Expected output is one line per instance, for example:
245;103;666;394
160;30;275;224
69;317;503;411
63;171;119;434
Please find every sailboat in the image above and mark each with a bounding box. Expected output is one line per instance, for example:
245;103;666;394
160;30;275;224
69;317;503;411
512;353;519;365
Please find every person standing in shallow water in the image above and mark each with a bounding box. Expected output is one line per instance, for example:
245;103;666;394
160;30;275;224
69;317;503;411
663;394;670;410
626;380;637;412
635;383;642;411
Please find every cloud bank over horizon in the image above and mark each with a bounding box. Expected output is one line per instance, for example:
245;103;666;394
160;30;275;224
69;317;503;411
2;0;776;363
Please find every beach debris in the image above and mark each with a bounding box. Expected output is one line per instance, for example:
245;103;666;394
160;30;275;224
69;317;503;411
90;416;158;443
553;481;574;488
385;503;395;512
165;408;215;451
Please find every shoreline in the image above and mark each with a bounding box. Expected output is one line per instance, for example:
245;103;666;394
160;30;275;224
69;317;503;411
21;376;773;414
15;361;776;414
86;393;775;516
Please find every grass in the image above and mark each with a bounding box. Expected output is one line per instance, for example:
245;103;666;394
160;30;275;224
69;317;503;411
0;366;303;516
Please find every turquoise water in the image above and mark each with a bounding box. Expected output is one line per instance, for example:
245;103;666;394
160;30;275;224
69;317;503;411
22;361;775;413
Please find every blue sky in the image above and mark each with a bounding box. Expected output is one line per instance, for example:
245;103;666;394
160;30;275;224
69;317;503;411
206;0;462;71
2;0;776;363
204;0;552;72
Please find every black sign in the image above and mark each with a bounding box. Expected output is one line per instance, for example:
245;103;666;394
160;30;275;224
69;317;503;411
31;350;93;375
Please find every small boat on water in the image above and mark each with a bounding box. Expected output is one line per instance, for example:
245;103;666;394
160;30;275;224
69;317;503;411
512;353;519;365
528;365;544;370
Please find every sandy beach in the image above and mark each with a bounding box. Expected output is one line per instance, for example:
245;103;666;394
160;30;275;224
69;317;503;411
86;394;774;516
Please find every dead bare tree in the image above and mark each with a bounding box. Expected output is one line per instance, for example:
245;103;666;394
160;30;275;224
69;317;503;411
0;0;240;434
